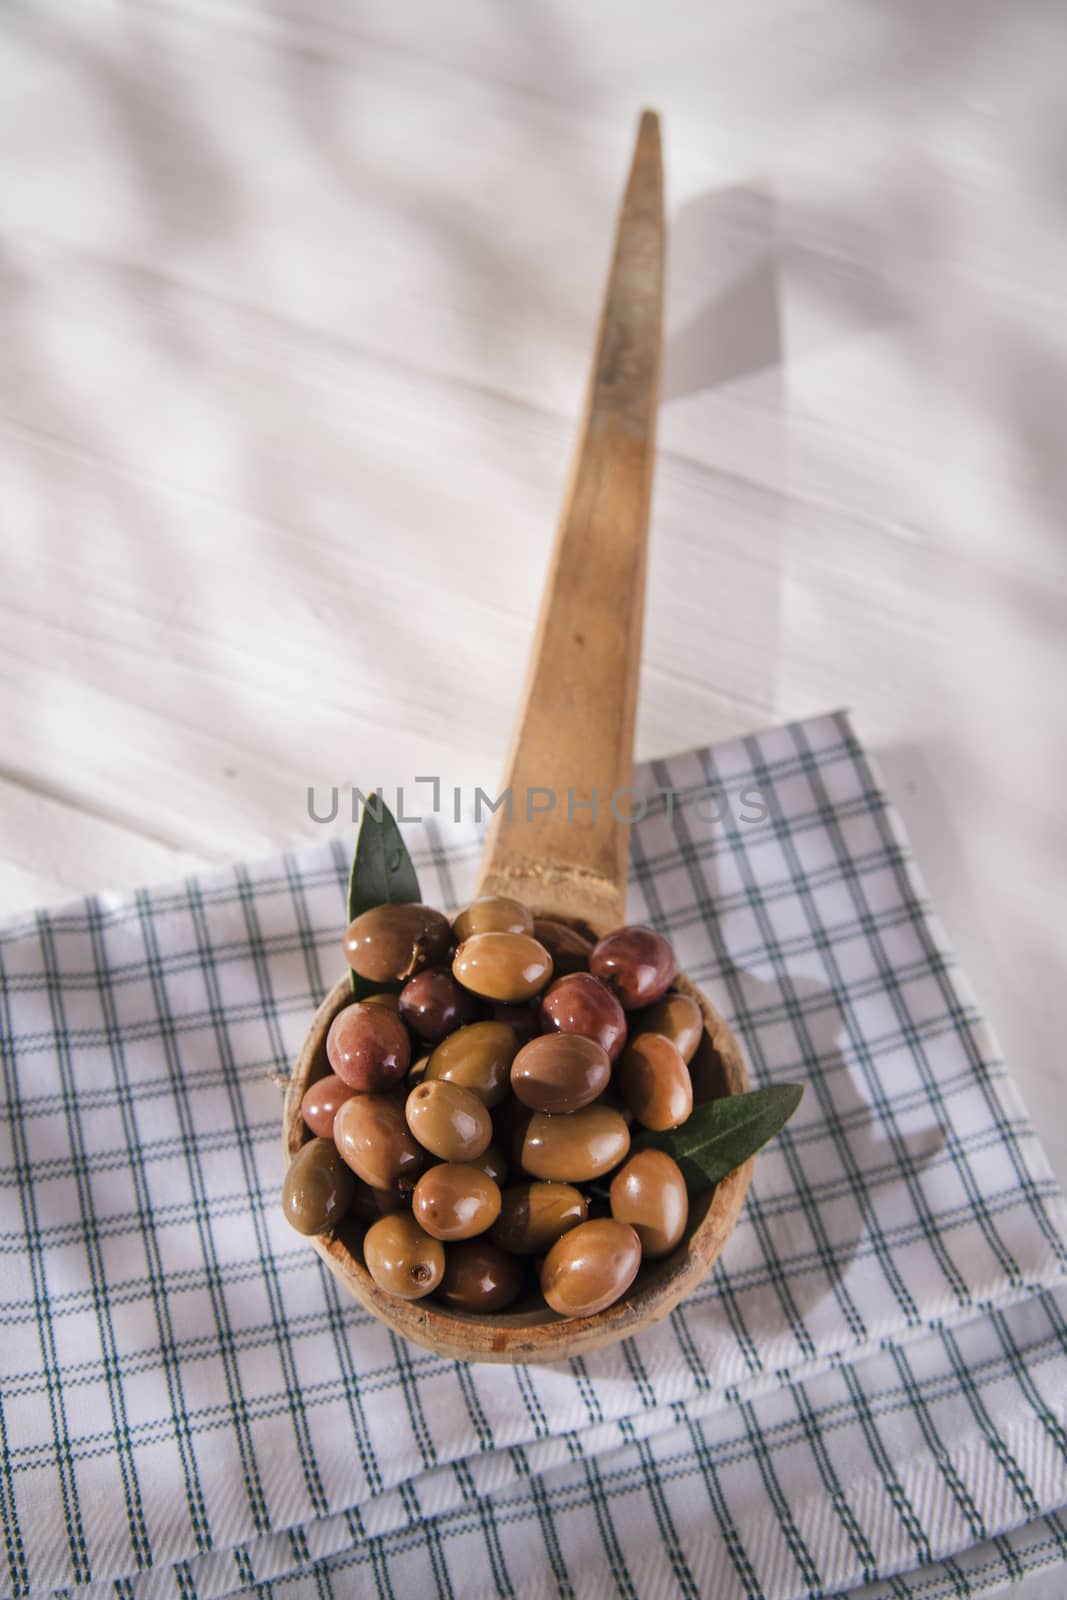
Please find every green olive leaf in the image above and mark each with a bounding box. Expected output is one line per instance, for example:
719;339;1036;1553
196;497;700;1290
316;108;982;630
346;795;421;996
631;1083;804;1194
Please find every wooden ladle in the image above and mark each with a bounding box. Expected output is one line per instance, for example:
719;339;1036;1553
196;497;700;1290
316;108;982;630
283;112;751;1362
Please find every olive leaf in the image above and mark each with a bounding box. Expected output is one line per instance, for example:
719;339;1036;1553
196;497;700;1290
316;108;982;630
346;796;421;996
631;1083;804;1194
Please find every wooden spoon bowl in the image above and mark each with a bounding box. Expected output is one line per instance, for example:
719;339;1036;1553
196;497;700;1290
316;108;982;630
283;963;750;1362
282;112;753;1362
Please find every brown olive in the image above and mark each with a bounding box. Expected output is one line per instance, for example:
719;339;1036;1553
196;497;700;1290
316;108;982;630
520;1105;630;1182
609;1149;688;1258
398;968;477;1043
589;926;676;1010
343;903;452;984
436;1239;524;1313
532;919;593;977
407;1054;431;1088
592;1083;635;1126
282;1138;356;1235
363;992;401;1012
301;1073;358;1138
487;1002;541;1046
348;1179;407;1226
618;1034;693;1130
334;1094;424;1190
539;972;627;1063
510;1033;611;1113
452;895;534;943
492;1097;533;1168
363;1212;444;1300
405;1078;493;1161
426;1020;520;1107
326;1001;411;1092
453;932;553;1003
489;1182;588;1255
631;993;704;1064
412;1163;502;1240
470;1141;509;1186
540;1218;642;1318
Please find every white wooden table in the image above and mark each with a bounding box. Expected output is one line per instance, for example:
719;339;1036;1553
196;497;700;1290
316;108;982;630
1;7;1064;1590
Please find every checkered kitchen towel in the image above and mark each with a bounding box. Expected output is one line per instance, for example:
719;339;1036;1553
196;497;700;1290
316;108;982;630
1;710;1065;1600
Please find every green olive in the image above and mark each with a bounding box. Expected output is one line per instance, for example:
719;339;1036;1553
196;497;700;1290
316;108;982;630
453;932;553;1003
411;1163;502;1241
436;1239;524;1314
608;1149;688;1258
282;1138;355;1235
617;1034;693;1130
343;902;452;984
426;1020;520;1108
510;1032;611;1113
452;895;534;943
520;1105;630;1183
363;1212;444;1300
488;1181;588;1255
405;1078;492;1162
540;1219;642;1317
334;1094;424;1191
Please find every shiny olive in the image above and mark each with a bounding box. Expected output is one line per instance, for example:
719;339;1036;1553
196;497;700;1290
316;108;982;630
589;925;676;1010
436;1239;524;1313
343;902;452;984
363;1212;444;1300
411;1163;502;1241
301;1073;358;1138
487;1002;541;1046
539;972;627;1063
532;919;593;977
618;1033;693;1130
609;1149;688;1258
426;1020;520;1107
405;1078;492;1161
363;992;401;1012
631;993;704;1064
326;1001;411;1092
453;932;553;1003
398;968;477;1043
488;1181;588;1255
520;1105;630;1182
540;1218;642;1318
334;1094;424;1190
282;1138;355;1236
510;1033;611;1113
452;895;534;943
470;1141;509;1186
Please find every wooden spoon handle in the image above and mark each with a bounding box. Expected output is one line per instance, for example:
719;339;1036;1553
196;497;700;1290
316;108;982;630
476;111;665;933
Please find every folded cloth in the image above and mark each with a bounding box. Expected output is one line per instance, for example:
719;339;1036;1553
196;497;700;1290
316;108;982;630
1;710;1064;1599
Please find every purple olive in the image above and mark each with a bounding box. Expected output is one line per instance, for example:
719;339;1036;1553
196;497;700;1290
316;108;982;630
589;926;676;1010
539;972;627;1063
326;1001;411;1091
399;968;478;1043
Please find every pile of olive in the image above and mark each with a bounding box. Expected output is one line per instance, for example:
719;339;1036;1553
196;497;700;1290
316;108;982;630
283;896;702;1320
